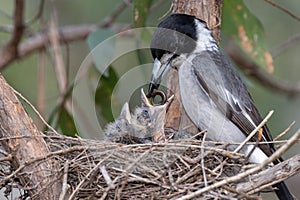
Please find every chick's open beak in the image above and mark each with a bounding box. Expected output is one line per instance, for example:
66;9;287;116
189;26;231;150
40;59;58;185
141;88;154;108
141;88;174;108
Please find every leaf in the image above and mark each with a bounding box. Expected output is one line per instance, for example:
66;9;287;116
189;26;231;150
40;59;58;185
46;84;76;136
86;29;115;77
133;0;153;27
57;108;77;137
95;66;119;122
222;0;274;73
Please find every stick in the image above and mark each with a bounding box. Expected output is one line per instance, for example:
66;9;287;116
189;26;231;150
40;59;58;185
59;160;70;200
177;129;300;200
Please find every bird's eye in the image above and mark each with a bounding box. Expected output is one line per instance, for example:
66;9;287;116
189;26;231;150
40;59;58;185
142;110;149;117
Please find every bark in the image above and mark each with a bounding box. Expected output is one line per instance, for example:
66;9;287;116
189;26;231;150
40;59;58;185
171;0;223;41
236;154;300;194
0;75;61;199
0;0;25;69
166;0;223;133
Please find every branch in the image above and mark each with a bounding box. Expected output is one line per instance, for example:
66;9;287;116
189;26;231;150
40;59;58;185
236;153;300;194
0;25;13;33
1;130;299;198
9;0;24;48
26;0;45;25
177;129;300;200
4;24;98;70
0;75;62;198
0;0;25;68
271;33;300;57
0;1;130;70
263;0;300;22
59;160;69;200
225;41;300;96
49;8;68;96
100;0;129;28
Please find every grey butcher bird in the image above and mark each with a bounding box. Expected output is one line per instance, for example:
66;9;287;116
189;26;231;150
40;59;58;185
147;14;293;200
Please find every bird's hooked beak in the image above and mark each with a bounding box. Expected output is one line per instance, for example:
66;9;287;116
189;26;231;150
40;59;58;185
147;58;172;98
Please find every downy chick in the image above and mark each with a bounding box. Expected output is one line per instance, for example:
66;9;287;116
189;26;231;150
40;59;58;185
105;89;173;144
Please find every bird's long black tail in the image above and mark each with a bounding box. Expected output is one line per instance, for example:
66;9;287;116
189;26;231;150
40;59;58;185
274;181;294;200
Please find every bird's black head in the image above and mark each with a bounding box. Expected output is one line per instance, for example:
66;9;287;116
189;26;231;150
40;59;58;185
150;14;199;60
148;14;207;97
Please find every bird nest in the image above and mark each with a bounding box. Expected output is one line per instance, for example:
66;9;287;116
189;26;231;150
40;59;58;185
1;131;279;200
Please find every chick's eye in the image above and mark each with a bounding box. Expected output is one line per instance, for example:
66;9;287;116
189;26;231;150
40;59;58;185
142;110;149;117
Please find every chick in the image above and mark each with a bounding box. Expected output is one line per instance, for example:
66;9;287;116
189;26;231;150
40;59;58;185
105;89;173;144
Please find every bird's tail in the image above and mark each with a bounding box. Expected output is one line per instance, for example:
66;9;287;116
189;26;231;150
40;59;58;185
274;181;294;200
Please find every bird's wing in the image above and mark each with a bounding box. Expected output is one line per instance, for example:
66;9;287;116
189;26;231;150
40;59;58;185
189;51;276;156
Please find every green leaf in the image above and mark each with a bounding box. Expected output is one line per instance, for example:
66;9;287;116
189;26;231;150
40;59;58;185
86;29;115;77
46;83;76;136
57;108;77;137
95;66;119;122
133;0;153;27
222;0;274;73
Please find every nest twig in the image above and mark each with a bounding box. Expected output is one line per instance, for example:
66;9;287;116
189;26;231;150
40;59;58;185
1;130;299;200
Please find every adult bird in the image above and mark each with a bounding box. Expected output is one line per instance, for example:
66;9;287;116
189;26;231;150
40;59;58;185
147;13;293;200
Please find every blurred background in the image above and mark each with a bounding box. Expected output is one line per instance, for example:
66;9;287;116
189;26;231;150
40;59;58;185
0;0;299;198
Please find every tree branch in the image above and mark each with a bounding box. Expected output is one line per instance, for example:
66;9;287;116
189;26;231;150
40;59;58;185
0;24;97;70
263;0;300;22
177;129;300;200
271;33;300;57
0;0;24;68
236;153;300;194
101;0;129;28
225;41;300;96
0;75;62;198
0;1;130;70
26;0;45;25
